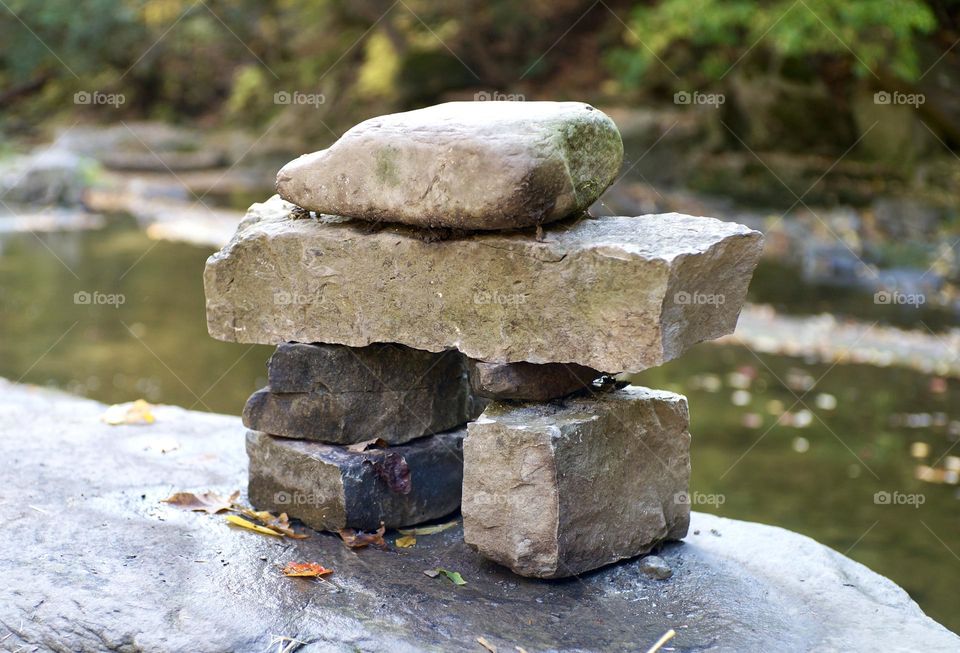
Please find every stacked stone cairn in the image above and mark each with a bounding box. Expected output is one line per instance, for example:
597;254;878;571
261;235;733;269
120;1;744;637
204;102;764;578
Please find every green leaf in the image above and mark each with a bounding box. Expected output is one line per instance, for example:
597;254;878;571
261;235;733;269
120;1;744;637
437;568;467;585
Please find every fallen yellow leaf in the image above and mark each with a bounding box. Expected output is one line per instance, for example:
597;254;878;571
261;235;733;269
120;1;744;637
226;514;282;536
395;534;417;548
398;519;458;536
238;509;309;539
101;399;156;425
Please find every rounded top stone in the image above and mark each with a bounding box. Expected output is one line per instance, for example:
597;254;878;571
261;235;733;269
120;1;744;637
275;101;624;230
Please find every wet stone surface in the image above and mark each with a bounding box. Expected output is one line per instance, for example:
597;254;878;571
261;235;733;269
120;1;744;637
1;379;956;652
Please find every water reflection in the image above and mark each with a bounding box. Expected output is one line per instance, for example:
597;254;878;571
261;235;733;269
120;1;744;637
0;217;272;414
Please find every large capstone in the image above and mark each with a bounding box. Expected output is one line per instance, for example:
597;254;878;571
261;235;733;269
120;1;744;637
242;343;481;444
246;428;465;531
462;386;690;578
275;101;623;230
204;196;763;373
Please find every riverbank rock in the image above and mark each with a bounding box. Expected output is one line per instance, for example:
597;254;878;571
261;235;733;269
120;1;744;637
246;428;465;531
204;196;763;372
242;343;479;444
0;149;95;206
467;360;601;400
462;386;690;578
2;380;957;652
275;101;623;230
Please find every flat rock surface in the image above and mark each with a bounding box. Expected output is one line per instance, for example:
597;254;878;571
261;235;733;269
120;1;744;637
276;101;623;230
204;196;764;372
1;379;956;652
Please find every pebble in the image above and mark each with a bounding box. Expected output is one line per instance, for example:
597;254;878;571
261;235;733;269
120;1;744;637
640;555;673;580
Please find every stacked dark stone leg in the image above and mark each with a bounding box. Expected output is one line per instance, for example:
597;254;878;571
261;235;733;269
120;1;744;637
242;342;482;530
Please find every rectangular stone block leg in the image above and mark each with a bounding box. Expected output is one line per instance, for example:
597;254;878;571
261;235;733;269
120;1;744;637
462;386;690;578
247;427;465;531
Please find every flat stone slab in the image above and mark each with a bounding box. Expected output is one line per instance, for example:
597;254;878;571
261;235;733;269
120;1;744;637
242;343;479;444
246;428;465;531
3;379;956;652
204;196;764;372
467;359;600;400
463;386;690;578
276;101;623;230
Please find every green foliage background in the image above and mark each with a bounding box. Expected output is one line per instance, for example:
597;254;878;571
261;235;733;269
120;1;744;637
1;0;957;149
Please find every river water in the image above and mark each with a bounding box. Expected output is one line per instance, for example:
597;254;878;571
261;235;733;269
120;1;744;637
1;216;957;630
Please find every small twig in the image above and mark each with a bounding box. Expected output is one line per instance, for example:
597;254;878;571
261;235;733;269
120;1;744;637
314;574;344;593
645;628;676;653
269;635;306;653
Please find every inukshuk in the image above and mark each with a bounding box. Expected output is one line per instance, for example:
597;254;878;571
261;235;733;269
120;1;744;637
204;101;764;578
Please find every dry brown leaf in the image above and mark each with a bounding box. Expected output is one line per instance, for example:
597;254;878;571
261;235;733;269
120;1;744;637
346;438;388;453
282;562;333;577
162;490;239;514
338;523;387;549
